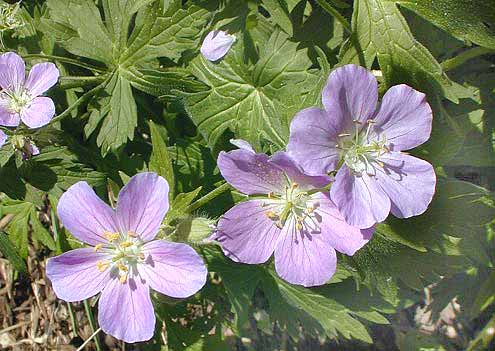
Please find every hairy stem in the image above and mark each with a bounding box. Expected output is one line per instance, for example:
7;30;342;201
185;182;231;213
83;300;103;351
22;54;106;72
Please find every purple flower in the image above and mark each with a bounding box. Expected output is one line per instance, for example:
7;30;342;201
200;30;236;61
0;52;59;128
287;65;436;229
46;173;208;343
213;141;373;287
0;130;6;147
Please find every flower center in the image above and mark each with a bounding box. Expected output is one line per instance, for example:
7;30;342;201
3;88;32;114
337;119;389;175
263;182;320;232
94;231;146;284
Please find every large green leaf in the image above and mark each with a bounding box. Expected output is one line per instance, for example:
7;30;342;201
182;30;318;149
396;0;495;49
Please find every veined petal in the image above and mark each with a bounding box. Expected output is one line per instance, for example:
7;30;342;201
116;172;169;242
200;30;235;61
314;192;373;255
0;99;20;127
274;218;337;287
375;152;436;218
322;64;378;133
215;200;282;264
46;248;112;302
57;181;119;246
139;240;207;298
287;107;340;174
98;277;155;343
25;62;60;97
218;149;286;195
269;152;332;190
20;96;55;128
0;53;25;90
371;85;432;151
330;166;390;229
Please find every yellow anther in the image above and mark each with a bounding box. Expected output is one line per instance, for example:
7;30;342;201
119;273;128;284
275;221;284;229
353;119;362;124
376;161;384;168
366;119;375;124
96;260;109;272
94;244;103;252
120;241;133;248
338;133;351;137
291;182;299;189
139;253;145;260
306;206;314;214
296;221;303;231
117;263;128;272
103;231;119;242
265;211;278;220
127;231;138;237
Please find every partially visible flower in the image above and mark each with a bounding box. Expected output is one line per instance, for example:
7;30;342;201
0;52;59;128
200;30;235;62
287;64;436;229
0;129;6;147
0;2;24;32
212;140;373;287
9;134;39;159
46;173;208;343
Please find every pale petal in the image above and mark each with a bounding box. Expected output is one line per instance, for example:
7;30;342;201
116;173;169;242
98;277;155;343
371;85;433;151
0;130;6;148
57;181;119;246
20;96;55;128
24;62;60;97
330;166;390;228
139;240;207;298
215;200;282;264
46;248;111;302
0;53;25;90
375;152;436;218
200;30;235;61
0;99;20;127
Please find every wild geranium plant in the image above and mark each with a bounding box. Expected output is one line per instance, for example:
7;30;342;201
1;1;493;350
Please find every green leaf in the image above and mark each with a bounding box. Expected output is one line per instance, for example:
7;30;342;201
396;0;495;49
471;268;495;317
182;29;318;149
0;231;27;274
165;187;202;225
43;0;114;64
262;0;294;36
149;120;175;199
2;202;32;258
30;209;56;251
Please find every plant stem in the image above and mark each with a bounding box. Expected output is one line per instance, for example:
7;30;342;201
315;0;352;33
185;182;230;213
441;47;495;72
67;302;78;334
22;54;106;72
83;300;102;351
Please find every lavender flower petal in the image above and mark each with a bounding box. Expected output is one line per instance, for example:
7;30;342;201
20;96;55;128
46;248;112;302
24;62;60;97
57;181;119;246
371;84;433;151
269;152;331;190
200;30;235;61
115;172;169;242
0;52;25;89
139;240;207;298
330;166;390;229
98;277;155;343
287;107;340;174
375;152;436;218
0;99;20;126
218;148;286;195
322;64;378;132
274;220;337;287
215;200;282;264
0;130;6;147
314;192;374;255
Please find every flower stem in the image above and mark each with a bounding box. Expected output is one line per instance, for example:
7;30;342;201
22;54;106;72
441;47;495;72
185;182;231;213
67;302;78;334
83;300;103;351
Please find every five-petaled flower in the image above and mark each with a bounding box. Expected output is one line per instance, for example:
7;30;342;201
46;173;208;343
200;30;236;62
0;52;59;129
212;140;373;287
287;64;436;229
